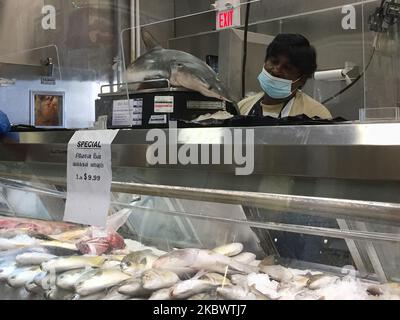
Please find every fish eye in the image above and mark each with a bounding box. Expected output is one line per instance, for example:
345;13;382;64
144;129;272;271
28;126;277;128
126;262;131;267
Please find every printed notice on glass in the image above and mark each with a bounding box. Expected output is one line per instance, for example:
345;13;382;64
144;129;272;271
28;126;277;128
64;130;119;227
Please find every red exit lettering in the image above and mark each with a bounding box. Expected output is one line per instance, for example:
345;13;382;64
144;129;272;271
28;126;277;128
218;9;234;29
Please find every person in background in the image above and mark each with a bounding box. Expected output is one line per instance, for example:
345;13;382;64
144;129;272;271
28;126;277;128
239;34;332;119
0;110;11;134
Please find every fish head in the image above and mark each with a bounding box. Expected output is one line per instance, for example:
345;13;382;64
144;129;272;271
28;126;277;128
120;250;156;275
169;59;231;102
123;48;170;86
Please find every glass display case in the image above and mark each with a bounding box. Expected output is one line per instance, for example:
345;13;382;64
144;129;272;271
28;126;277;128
1;124;400;300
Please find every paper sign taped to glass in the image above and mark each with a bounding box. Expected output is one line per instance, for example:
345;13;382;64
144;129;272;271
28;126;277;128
64;130;119;227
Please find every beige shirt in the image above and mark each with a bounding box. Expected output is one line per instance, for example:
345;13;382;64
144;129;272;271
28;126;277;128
239;91;332;119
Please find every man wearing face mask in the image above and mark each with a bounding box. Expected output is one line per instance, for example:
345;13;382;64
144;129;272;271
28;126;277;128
239;34;332;119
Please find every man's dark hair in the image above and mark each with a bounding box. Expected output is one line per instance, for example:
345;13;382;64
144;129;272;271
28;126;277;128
266;34;317;78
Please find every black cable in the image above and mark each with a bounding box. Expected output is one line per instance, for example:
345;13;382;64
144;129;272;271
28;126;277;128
322;47;376;104
242;2;251;99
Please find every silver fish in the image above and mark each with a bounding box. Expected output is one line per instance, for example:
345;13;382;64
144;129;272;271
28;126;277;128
153;249;258;275
259;255;277;268
25;280;45;294
307;274;338;290
117;279;151;297
102;260;123;269
33;271;55;290
75;268;131;296
230;274;248;287
199;273;231;286
123;239;167;257
188;291;220;300
232;252;256;264
247;273;280;300
65;291;107;300
7;266;42;288
149;288;172;300
213;243;244;257
102;286;131;300
16;252;57;266
295;290;325;300
56;268;93;290
0;261;17;281
0;77;15;87
41;255;106;273
170;279;217;299
260;265;294;283
250;260;262;267
124;31;237;111
0;237;35;251
0;229;32;239
142;269;180;291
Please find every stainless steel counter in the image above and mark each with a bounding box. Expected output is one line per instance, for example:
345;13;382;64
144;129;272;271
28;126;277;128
1;123;400;181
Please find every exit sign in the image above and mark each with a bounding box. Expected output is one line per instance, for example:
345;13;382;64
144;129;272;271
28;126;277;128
216;1;241;30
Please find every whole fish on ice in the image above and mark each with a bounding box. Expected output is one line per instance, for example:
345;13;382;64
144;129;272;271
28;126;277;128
118;279;151;297
16;252;57;266
153;248;258;275
142;269;180;291
7;266;42;288
120;250;158;277
75;268;131;296
212;243;243;257
56;268;93;290
41;255;106;273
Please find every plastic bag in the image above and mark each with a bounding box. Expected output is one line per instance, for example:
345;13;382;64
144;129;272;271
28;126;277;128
76;209;133;255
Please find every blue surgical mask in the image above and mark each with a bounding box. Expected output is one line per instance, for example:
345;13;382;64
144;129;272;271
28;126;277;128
258;68;301;99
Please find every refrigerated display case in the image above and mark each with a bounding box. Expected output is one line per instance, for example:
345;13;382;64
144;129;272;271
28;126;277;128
0;123;399;300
